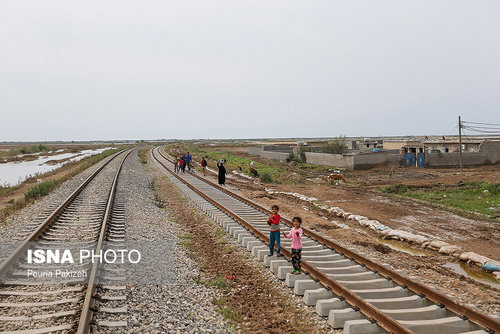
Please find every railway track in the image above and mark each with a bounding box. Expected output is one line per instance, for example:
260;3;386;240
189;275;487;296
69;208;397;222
0;149;132;334
153;146;500;334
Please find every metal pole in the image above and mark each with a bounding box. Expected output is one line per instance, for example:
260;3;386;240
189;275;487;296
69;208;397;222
459;116;463;173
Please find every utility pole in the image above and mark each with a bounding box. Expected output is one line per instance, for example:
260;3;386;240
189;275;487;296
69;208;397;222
459;116;463;173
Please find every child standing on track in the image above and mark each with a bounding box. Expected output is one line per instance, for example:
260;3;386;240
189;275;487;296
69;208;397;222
201;157;207;176
181;155;186;173
174;157;179;173
186;152;192;172
267;205;282;257
283;217;303;274
178;157;184;173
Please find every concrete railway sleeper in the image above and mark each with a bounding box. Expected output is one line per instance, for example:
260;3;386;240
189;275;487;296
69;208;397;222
0;149;132;334
153;146;500;334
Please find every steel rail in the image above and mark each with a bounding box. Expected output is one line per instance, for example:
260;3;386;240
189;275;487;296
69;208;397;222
157;146;500;333
0;149;125;278
76;149;134;334
152;147;415;334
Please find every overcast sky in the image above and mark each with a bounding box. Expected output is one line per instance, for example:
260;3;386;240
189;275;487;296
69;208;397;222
1;1;499;141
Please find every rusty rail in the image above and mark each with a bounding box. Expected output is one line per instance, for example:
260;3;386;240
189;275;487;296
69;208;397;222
157;146;500;334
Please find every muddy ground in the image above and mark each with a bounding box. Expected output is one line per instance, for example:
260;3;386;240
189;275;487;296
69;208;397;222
183;149;500;316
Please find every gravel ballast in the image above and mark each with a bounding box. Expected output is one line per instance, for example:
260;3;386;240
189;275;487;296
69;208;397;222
120;150;228;333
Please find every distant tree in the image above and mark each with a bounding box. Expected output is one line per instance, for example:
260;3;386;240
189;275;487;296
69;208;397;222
320;141;348;154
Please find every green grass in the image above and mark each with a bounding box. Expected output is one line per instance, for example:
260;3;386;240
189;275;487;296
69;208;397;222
259;171;273;183
379;183;409;194
0;185;21;197
178;234;194;250
215;227;228;245
25;180;60;200
212;296;228;306
214;306;243;329
379;182;500;217
138;147;149;164
1;144;50;157
195;275;231;291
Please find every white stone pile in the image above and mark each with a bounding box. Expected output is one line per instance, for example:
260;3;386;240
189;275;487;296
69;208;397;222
232;170;253;180
265;188;500;279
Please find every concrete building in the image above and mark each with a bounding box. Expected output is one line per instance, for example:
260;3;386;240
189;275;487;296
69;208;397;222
248;138;500;170
383;140;424;151
424;140;482;153
384;139;484;153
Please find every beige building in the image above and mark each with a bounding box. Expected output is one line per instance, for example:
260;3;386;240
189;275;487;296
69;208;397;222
383;139;482;153
383;140;424;151
424;140;481;153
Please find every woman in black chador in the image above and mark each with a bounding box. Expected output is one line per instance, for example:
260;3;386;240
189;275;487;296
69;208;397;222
217;161;226;185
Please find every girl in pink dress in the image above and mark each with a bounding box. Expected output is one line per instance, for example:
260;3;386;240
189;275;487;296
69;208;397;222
283;217;303;274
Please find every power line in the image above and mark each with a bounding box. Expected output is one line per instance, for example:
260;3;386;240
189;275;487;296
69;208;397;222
462;126;500;134
462;121;500;126
462;124;500;130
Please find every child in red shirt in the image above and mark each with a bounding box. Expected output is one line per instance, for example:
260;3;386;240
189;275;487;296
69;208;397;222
267;205;282;257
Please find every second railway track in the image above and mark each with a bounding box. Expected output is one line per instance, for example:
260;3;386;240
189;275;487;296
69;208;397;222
0;149;132;334
152;146;500;334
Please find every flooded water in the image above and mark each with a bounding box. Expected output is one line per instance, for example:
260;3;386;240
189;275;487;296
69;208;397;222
443;262;500;289
0;148;114;186
376;237;434;257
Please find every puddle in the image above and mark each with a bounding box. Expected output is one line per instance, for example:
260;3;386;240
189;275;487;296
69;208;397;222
305;177;323;184
0;148;114;186
443;262;500;289
376;237;433;257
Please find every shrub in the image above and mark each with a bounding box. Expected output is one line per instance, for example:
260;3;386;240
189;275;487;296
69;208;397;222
138;147;148;164
379;183;408;194
30;144;49;153
25;180;59;200
319;141;348;154
260;172;273;183
477;182;500;196
286;150;306;163
286;153;298;163
298;149;306;162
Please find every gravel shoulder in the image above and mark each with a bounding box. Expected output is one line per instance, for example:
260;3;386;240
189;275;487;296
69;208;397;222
123;149;229;333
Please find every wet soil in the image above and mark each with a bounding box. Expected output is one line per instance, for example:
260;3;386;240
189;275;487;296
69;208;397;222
195;171;500;316
263;183;500;260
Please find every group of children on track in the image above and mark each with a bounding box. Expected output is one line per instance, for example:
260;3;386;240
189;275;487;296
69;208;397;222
174;152;192;173
173;152;222;183
174;152;210;176
267;205;303;274
173;155;301;273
